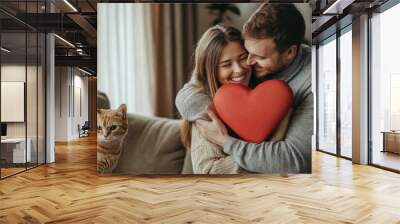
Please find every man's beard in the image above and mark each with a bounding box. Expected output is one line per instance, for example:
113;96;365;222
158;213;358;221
257;64;288;82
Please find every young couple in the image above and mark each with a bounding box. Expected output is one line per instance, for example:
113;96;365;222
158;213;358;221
176;3;313;174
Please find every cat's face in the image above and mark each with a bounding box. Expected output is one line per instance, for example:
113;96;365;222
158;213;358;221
97;104;128;142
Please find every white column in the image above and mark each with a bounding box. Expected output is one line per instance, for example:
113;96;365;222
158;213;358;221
46;32;55;163
312;45;317;150
45;0;56;164
352;14;369;164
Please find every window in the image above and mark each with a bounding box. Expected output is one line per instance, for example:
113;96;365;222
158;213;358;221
316;25;353;159
317;35;337;154
97;4;155;116
0;1;46;179
339;27;352;158
370;2;400;171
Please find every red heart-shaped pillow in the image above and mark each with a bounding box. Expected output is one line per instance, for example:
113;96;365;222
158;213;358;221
213;80;293;143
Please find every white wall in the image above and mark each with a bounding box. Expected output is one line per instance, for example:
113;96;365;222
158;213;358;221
73;73;89;138
1;65;28;141
54;67;89;141
55;67;68;141
1;65;40;137
1;63;46;164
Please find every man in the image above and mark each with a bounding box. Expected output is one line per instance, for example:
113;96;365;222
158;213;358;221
175;3;312;173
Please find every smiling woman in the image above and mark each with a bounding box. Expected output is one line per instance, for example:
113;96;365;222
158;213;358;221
217;41;251;85
178;25;255;174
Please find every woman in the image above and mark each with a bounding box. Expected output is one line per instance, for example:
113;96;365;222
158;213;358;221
179;25;290;174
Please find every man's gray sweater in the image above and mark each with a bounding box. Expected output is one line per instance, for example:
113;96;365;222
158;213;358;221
175;45;313;173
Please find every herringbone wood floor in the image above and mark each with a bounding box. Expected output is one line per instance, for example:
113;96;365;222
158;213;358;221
0;135;399;224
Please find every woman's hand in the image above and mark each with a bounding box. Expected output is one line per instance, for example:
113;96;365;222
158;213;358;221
196;109;229;147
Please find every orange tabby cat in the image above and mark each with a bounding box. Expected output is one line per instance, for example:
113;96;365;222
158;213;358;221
97;104;128;173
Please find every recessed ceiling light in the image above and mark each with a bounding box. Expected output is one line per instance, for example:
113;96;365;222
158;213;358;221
1;47;11;53
77;67;92;76
323;0;343;14
63;0;78;12
54;34;75;48
322;0;356;15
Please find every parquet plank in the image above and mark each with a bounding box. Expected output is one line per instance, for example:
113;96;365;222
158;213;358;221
0;135;399;223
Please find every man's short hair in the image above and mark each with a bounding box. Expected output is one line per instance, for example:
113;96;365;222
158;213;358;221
243;3;305;53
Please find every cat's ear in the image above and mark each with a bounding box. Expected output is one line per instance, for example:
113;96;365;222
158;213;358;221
116;104;127;119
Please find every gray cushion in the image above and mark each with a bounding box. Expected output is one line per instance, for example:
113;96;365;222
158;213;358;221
114;113;192;175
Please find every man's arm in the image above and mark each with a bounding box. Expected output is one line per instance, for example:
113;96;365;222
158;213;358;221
223;91;313;173
175;77;212;121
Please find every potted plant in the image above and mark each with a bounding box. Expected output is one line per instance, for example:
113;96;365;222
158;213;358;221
206;3;241;26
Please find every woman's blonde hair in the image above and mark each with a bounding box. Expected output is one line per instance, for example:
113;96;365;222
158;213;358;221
181;25;244;148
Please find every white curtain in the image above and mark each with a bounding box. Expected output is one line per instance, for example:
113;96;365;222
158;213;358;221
97;3;155;115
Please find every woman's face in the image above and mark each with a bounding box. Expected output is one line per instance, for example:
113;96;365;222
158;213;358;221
217;41;251;86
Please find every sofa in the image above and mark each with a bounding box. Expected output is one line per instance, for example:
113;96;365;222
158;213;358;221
97;91;193;175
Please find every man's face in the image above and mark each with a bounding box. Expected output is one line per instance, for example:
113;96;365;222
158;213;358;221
244;37;294;79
